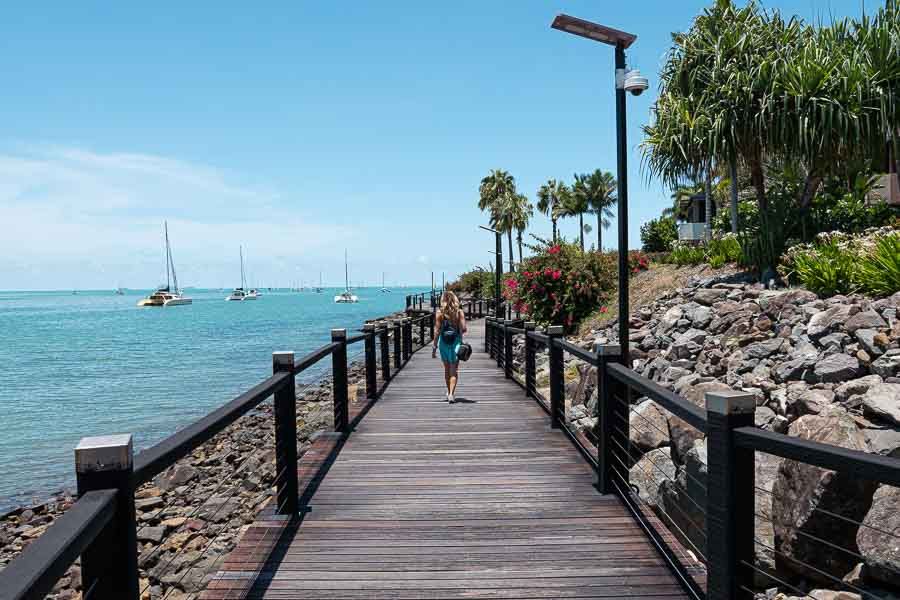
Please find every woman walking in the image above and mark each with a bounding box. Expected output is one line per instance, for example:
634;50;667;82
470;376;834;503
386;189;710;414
432;291;467;403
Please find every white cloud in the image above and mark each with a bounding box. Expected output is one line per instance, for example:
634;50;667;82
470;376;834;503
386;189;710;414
416;255;429;264
0;144;354;289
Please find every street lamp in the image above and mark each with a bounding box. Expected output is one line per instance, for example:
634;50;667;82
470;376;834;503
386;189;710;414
479;225;504;317
551;14;645;366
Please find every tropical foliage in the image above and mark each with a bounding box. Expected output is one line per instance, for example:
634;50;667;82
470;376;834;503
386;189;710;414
478;170;534;271
536;179;569;242
502;239;615;329
572;170;617;251
447;269;496;299
640;216;678;252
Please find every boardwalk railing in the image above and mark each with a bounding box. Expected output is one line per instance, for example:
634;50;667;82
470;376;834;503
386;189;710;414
0;311;438;600
405;292;491;320
485;317;900;600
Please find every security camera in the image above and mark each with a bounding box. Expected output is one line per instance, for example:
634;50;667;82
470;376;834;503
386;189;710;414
624;69;649;96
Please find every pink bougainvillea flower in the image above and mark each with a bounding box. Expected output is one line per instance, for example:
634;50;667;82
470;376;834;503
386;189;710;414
600;306;609;313
548;245;561;255
551;270;561;280
544;268;552;277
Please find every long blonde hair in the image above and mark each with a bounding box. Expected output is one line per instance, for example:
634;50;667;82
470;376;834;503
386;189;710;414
440;291;462;327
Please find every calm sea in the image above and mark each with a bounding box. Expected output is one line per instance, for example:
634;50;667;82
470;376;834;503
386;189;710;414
0;287;427;511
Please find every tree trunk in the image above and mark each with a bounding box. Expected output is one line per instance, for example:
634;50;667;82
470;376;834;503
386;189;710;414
507;230;515;272
729;158;739;233
552;219;557;243
705;174;713;241
798;173;823;210
750;154;768;214
596;212;602;252
578;213;584;251
517;232;524;265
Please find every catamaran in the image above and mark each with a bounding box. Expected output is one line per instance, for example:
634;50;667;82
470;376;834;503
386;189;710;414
137;222;192;307
380;272;391;293
334;250;359;303
225;246;258;301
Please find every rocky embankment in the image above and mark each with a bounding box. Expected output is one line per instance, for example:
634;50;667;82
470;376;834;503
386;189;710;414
0;359;371;600
517;274;900;598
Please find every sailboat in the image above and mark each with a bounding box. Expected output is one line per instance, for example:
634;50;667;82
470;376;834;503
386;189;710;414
334;250;359;303
137;222;192;307
315;272;323;294
380;272;391;293
225;246;258;301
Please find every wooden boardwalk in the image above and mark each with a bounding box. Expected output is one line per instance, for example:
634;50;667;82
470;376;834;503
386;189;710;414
202;319;690;599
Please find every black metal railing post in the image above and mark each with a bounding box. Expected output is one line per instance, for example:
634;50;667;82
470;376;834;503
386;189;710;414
393;319;402;371
495;319;504;369
594;344;622;494
419;317;425;347
503;319;513;379
405;295;411;310
485;317;493;356
379;321;391;383
75;434;139;600
363;324;377;400
706;390;756;600
273;351;298;515
331;329;349;434
403;318;412;361
547;325;564;429
524;322;536;397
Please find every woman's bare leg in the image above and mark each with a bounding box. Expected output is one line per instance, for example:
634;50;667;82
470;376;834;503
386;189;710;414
448;362;459;397
442;361;452;394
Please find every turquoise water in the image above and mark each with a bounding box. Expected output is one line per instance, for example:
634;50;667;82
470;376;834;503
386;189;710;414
0;287;426;510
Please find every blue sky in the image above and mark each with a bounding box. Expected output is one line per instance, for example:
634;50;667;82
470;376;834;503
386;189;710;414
0;1;865;290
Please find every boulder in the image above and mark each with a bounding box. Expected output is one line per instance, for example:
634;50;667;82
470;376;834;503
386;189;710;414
694;288;728;306
861;383;900;426
659;439;707;558
855;329;886;357
154;465;200;493
668;381;731;464
630;400;671;454
755;452;783;584
772;407;878;583
629;447;676;508
808;305;853;341
835;375;883;403
668;328;708;359
857;484;900;587
871;351;900;379
683;304;713;328
744;338;788;360
813;354;862;383
843;310;888;334
862;427;900;458
659;306;683;333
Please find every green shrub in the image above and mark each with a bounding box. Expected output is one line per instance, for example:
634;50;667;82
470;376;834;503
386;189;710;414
708;235;742;265
448;269;494;298
503;240;615;329
668;243;707;266
790;242;859;296
640;217;678;252
857;233;900;296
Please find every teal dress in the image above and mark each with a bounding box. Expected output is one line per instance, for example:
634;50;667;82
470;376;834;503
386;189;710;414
438;314;462;364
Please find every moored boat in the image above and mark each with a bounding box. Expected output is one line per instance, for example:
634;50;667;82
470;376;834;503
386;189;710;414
138;222;192;307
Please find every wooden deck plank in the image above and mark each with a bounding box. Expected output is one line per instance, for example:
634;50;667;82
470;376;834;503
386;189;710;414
200;319;690;599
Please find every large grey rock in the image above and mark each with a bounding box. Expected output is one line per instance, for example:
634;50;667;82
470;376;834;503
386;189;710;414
668;381;731;464
694;288;728;306
871;351;900;379
631;400;671;454
863;427;900;458
856;484;900;586
861;383;900;426
658;306;683;333
807;305;853;341
835;375;883;403
755;452;783;584
629;447;676;508
813;354;862;383
659;439;707;558
668;328;707;359
772;407;877;583
683;303;713;328
154;465;200;493
843;309;888;334
855;329;886;357
744;338;788;360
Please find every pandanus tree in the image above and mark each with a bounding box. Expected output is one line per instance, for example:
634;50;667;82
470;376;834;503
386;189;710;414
479;169;518;271
536;179;569;242
572;170;617;252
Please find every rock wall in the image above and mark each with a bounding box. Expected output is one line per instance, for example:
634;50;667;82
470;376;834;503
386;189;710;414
525;273;900;596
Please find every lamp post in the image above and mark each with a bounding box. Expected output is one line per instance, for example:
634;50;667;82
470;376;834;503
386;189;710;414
551;14;645;367
479;225;503;317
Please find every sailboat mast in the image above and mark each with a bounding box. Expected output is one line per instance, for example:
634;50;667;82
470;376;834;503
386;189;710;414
344;250;349;291
164;221;171;291
240;245;246;289
167;223;179;293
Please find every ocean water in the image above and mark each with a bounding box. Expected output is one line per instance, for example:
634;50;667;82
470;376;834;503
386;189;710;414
0;287;427;511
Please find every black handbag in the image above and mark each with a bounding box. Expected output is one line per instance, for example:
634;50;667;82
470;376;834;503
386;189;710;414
457;342;472;362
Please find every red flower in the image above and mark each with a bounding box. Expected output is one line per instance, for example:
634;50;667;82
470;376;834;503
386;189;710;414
544;268;552;277
600;306;609;313
548;245;561;255
505;278;518;289
551;270;561;280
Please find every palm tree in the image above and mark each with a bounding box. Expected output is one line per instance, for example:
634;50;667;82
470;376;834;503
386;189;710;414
558;177;590;251
507;193;533;265
665;182;704;221
479;169;518;271
536;180;569;242
572;170;617;251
